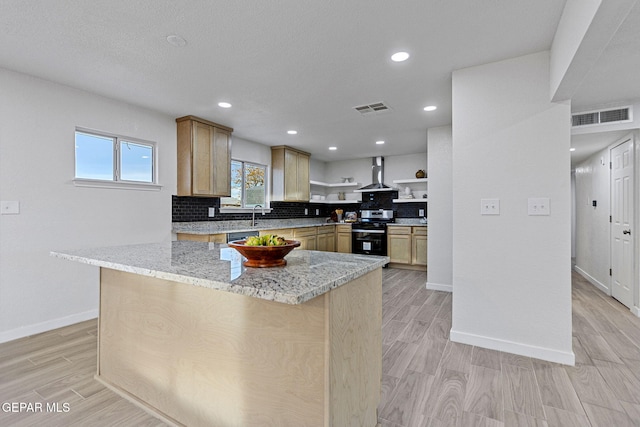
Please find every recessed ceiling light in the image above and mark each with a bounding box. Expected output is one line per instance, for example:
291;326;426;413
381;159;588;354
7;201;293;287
218;102;232;108
287;130;297;135
166;34;187;47
570;148;576;152
328;146;337;151
376;140;385;145
423;105;437;112
391;51;410;62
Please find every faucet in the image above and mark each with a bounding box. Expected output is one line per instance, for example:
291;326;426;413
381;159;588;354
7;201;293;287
252;205;263;227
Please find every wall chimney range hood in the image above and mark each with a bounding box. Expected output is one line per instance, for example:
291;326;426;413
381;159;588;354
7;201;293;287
355;157;396;192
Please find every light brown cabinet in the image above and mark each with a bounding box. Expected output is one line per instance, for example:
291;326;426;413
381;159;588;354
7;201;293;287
387;226;427;269
177;116;232;197
411;227;428;266
293;227;317;250
336;224;352;253
176;233;226;243
317;225;336;252
271;146;310;202
387;227;412;264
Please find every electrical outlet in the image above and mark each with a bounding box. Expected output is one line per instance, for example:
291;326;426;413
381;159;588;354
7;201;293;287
208;207;215;218
304;208;308;215
1;201;20;215
480;199;500;215
315;209;320;215
418;209;425;216
528;198;550;215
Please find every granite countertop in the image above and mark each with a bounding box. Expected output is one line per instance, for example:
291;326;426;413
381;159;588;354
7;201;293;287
51;241;389;305
173;218;426;234
172;219;337;235
387;220;428;227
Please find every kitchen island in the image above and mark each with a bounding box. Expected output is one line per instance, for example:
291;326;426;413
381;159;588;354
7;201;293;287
51;241;387;427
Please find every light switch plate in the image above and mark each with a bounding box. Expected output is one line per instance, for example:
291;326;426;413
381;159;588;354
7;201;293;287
1;201;20;215
528;198;550;215
480;199;500;215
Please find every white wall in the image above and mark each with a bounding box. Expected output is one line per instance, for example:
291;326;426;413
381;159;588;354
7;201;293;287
0;68;176;342
324;154;427;187
549;0;602;100
574;145;611;292
426;126;453;292
309;157;326;182
451;52;574;364
231;137;272;167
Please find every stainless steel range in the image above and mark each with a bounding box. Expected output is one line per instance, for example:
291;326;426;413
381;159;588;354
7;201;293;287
351;209;394;256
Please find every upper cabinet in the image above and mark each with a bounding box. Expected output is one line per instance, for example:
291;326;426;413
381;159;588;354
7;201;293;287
177;116;232;197
271;146;310;202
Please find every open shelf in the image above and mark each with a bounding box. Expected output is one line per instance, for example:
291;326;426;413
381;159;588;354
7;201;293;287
309;200;360;204
393;198;428;203
392;178;428;184
310;180;360;188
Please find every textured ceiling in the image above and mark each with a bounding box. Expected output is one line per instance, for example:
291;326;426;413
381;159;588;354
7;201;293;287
0;0;571;161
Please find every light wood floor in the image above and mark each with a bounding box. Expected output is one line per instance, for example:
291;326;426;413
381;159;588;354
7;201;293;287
379;269;640;427
1;269;639;426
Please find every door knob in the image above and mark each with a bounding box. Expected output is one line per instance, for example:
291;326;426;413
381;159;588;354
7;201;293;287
623;229;631;235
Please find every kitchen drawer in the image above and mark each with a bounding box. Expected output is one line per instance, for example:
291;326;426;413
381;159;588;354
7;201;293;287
260;229;294;239
177;233;226;243
336;224;352;233
412;227;427;236
294;227;317;237
387;226;411;235
316;225;335;234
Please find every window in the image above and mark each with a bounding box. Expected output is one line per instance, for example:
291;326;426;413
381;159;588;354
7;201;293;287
75;129;156;185
221;160;266;208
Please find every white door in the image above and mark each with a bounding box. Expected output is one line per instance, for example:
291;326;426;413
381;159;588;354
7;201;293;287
611;138;634;308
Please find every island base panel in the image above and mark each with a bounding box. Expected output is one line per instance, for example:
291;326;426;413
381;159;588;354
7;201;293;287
97;268;382;427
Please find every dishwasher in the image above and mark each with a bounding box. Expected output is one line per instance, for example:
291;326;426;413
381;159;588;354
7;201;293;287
226;230;259;243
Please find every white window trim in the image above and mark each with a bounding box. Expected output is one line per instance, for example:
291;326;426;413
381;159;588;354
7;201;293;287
75;127;159;189
220;159;269;209
72;178;162;191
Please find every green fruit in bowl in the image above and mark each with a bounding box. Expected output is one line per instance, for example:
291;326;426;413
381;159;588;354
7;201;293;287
243;234;287;246
245;236;261;246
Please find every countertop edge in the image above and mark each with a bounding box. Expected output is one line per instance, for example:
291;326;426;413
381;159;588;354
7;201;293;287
50;250;389;305
173;221;426;234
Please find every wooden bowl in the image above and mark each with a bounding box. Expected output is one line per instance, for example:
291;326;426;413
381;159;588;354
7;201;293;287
227;240;301;267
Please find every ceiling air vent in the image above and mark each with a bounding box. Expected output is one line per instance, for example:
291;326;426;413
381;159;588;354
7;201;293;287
572;107;632;127
353;101;391;116
600;108;629;123
572;112;599;127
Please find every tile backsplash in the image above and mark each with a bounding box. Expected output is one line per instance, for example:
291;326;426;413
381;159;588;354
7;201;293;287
172;196;427;222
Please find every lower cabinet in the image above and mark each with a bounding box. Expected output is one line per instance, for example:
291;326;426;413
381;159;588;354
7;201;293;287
293;227;317;250
336;224;352;253
260;227;323;251
411;228;428;266
177;233;226;243
387;227;412;264
387;226;427;269
317;225;336;252
179;225;341;253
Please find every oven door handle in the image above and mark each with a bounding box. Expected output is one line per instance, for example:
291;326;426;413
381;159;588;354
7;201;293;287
351;229;386;234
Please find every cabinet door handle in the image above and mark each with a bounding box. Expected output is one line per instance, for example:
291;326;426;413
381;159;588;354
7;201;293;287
623;229;631;235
